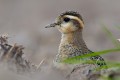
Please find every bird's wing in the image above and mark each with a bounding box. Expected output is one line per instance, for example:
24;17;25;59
88;50;106;67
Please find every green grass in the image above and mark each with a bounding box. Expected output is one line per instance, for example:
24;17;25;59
61;25;120;79
63;48;120;64
102;24;120;48
62;25;120;65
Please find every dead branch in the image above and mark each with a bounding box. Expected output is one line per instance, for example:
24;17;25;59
0;34;37;72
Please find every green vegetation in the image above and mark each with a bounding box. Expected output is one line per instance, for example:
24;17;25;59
62;25;120;80
63;25;120;65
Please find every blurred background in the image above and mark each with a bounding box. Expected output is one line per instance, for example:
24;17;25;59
0;0;120;79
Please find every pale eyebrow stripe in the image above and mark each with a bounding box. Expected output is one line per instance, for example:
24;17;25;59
64;15;84;28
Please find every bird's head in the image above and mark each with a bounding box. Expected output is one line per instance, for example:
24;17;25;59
45;11;84;34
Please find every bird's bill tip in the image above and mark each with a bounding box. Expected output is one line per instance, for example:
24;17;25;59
45;25;52;28
45;22;60;28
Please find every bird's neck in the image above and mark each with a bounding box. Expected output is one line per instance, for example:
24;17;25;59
58;29;90;58
61;29;84;45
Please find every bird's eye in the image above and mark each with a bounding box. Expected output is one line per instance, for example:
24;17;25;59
63;17;70;22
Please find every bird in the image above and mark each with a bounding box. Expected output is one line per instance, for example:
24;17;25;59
45;11;106;79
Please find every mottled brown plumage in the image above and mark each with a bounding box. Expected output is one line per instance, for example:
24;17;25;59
46;11;106;79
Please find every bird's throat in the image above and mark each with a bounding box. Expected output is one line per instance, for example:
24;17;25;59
58;29;89;60
61;30;83;45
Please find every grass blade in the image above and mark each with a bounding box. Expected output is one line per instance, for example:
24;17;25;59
63;48;120;64
102;25;120;48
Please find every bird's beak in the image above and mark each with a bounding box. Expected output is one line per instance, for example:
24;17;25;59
45;22;60;28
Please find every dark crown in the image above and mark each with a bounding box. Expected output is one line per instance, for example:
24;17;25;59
60;11;84;22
